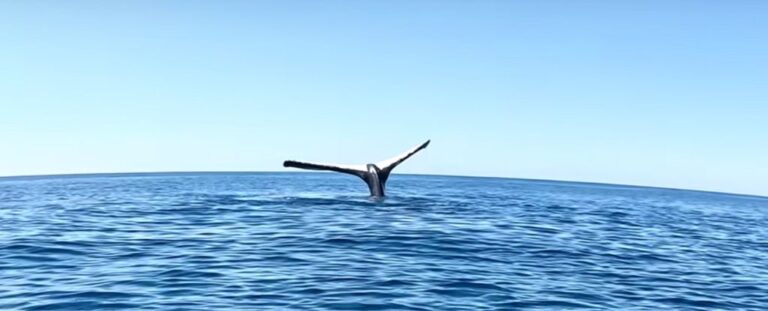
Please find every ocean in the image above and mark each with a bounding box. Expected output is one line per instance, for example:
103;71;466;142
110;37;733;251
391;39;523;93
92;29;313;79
1;172;766;310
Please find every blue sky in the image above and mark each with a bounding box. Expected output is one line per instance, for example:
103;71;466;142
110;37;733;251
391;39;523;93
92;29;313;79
1;1;766;196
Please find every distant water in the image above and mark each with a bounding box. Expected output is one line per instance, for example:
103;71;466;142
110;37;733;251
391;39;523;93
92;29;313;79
1;173;767;310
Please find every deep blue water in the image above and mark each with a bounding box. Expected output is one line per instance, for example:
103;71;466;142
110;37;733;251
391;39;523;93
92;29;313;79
1;172;767;310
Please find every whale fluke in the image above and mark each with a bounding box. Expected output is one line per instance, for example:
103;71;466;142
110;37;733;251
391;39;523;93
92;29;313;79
282;161;365;176
283;140;430;197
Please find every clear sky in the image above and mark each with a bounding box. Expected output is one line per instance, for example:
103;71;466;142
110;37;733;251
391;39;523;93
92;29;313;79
1;1;766;196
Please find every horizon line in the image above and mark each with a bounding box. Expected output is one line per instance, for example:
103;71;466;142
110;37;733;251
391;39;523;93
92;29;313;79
1;170;765;200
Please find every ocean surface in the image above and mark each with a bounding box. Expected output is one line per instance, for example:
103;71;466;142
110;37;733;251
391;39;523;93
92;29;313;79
1;172;767;310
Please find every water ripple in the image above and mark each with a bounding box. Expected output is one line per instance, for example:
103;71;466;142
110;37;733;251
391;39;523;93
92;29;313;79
1;173;767;310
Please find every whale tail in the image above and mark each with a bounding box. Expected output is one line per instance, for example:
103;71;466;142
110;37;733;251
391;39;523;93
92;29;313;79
283;139;430;197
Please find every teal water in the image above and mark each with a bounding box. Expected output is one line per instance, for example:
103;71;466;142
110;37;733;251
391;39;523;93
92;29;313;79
1;173;767;310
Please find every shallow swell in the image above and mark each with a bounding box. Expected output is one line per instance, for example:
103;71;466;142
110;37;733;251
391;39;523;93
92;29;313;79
1;173;767;310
